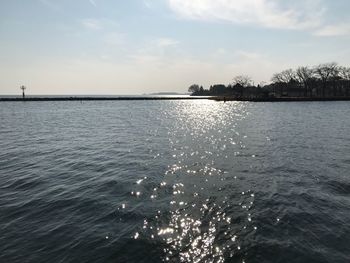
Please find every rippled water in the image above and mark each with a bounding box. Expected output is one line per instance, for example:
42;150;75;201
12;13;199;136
0;100;349;263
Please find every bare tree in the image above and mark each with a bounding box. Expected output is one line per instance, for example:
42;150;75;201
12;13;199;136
271;69;296;97
338;66;350;96
339;66;350;80
314;63;338;81
314;62;339;97
296;66;314;96
271;69;295;83
271;72;283;83
232;75;252;87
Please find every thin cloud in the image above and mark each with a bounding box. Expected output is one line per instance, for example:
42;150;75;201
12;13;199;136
154;38;179;48
38;0;61;11
168;0;324;30
89;0;97;7
81;19;102;30
104;32;125;46
314;24;350;37
128;38;180;68
80;18;119;31
143;0;152;9
235;50;264;60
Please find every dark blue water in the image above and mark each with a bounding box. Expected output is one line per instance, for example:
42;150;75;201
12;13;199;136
0;100;349;263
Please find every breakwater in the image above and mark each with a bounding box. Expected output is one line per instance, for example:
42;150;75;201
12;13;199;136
0;96;207;102
1;96;350;102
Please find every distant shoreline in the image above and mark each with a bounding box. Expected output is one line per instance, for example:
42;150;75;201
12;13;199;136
1;96;350;102
0;96;207;102
211;96;350;102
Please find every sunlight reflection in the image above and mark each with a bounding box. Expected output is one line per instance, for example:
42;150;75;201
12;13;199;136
135;101;255;262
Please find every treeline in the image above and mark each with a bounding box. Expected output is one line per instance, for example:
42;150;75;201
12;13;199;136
189;63;350;98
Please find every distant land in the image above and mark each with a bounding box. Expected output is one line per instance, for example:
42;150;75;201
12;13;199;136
189;62;350;101
144;92;190;96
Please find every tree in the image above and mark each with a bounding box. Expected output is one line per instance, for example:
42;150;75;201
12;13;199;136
232;75;252;87
339;66;350;80
296;66;314;96
314;62;339;97
188;84;200;94
314;63;338;82
210;84;227;95
271;69;296;97
271;69;295;83
338;67;350;96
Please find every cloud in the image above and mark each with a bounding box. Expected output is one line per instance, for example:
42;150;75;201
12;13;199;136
129;37;180;63
143;0;152;9
89;0;97;7
103;32;125;46
235;50;264;60
80;18;119;31
313;23;350;37
38;0;61;11
79;18;124;46
81;19;102;30
153;38;179;48
168;0;324;30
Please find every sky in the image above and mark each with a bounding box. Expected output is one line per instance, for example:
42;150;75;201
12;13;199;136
1;0;350;95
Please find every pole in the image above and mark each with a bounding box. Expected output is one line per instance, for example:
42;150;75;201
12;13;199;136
20;85;26;100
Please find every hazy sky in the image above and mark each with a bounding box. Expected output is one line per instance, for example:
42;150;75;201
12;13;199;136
1;0;350;95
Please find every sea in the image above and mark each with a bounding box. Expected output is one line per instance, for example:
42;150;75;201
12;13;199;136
0;100;349;263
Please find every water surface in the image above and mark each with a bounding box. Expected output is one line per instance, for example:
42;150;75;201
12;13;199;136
0;101;349;262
